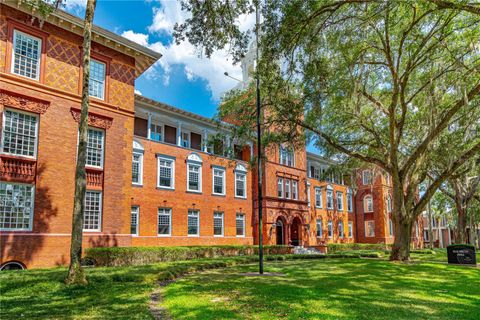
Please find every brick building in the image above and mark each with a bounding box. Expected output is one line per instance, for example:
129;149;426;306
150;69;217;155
1;4;422;269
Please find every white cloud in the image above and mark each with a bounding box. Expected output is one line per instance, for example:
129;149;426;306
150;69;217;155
63;0;87;15
134;89;142;95
121;0;256;100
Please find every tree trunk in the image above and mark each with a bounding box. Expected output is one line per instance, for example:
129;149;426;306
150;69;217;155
454;200;468;244
427;199;434;249
469;212;475;246
65;0;97;285
390;216;413;261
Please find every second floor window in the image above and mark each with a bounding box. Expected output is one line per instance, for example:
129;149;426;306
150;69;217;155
292;181;298;200
362;170;373;185
132;152;143;185
89;59;106;100
386;195;392;213
326;190;334;209
315;188;322;208
279;145;294;166
213;168;225;195
187;164;201;192
337;191;343;211
364;195;373;213
12;30;41;80
157;157;174;189
235;172;246;198
347;191;353;212
285;180;291;199
86;128;104;168
1;109;38;157
277;178;284;198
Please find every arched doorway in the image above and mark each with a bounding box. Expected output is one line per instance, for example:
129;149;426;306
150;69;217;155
291;217;302;246
276;219;285;245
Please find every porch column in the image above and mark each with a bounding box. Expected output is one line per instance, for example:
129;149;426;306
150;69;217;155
203;129;209;152
147;113;152;140
177;122;182;146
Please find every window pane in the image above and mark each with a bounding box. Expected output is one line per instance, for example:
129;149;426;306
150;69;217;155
236;213;245;236
131;206;138;235
316;219;322;237
86;129;104;167
12;31;41;79
188;164;200;191
235;173;246;197
2;110;37;157
188;210;199;235
0;183;34;230
89;60;106;99
213;169;224;194
158;208;171;235
83;191;101;231
213;212;223;236
159;159;173;187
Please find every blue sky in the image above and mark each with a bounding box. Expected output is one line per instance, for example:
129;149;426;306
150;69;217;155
65;0;248;118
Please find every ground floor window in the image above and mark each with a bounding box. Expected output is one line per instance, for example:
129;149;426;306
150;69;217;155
158;208;171;236
83;191;102;231
365;220;375;237
131;206;139;235
328;220;333;238
348;221;353;238
338;221;344;238
188;210;199;236
213;212;224;236
0;182;35;231
236;213;245;236
316;219;322;237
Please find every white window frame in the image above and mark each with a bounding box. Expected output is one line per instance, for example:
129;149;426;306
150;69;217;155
213;211;224;237
326;190;334;210
365;220;375;237
316;219;323;238
131;206;139;236
157;155;175;190
347;191;353;212
212;167;226;195
83;190;102;232
348;221;353;238
277;177;284;198
292;180;298;200
389;218;394;236
364;195;373;213
1;108;39;159
328;220;333;238
337;191;343;211
158;208;172;236
315;188;322;208
187;162;202;193
279;145;294;166
188;209;200;236
338;221;344;238
285;179;291;199
85;127;105;169
132;151;144;186
236;213;245;237
386;195;392;213
11;30;42;81
89;59;106;100
235;171;247;199
0;182;35;231
150;122;163;142
362;170;372;185
181;131;190;148
307;183;311;207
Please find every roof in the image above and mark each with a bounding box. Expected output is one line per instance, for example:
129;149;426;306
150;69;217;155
4;1;161;76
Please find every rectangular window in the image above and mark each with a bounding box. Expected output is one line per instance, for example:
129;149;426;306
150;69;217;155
316;219;322;237
362;170;373;185
277;178;284;198
348;221;353;238
339;222;344;238
83;191;102;231
347;192;353;212
89;59;106;100
292;181;298;200
181;132;190;148
212;168;225;195
307;184;311;207
86;128;104;168
132;152;143;185
158;208;171;236
326;190;334;209
213;212;224;236
235;172;246;198
157;157;175;189
315;188;322;208
328;220;333;238
150;123;163;141
188;210;199;236
12;30;41;80
1;109;38;157
285;179;291;199
0;182;35;231
337;191;343;211
236;213;245;236
131;206;139;235
279;146;293;166
389;219;394;236
365;221;375;237
187;164;201;192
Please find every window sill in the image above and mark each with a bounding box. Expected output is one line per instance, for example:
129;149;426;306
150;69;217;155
234;196;247;200
132;183;143;188
186;190;202;194
214;235;224;237
0;228;32;232
157;186;175;191
157;234;171;237
212;193;226;197
236;235;245;238
187;234;200;237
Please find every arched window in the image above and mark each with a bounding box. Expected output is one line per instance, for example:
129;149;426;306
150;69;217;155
386;195;392;213
364;195;373;213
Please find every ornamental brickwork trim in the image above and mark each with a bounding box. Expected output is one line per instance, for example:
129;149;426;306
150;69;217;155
0;91;50;114
70;107;113;129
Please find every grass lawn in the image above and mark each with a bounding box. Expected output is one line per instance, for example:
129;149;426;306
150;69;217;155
162;256;480;320
0;251;478;319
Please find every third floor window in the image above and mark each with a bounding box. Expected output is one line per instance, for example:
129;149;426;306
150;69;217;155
89;59;106;100
12;30;41;80
279;145;294;166
86;128;104;168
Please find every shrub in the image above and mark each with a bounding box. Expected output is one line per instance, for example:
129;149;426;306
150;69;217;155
327;243;391;253
85;245;293;267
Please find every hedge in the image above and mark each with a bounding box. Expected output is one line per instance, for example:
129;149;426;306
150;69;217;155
327;243;391;253
85;245;293;267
